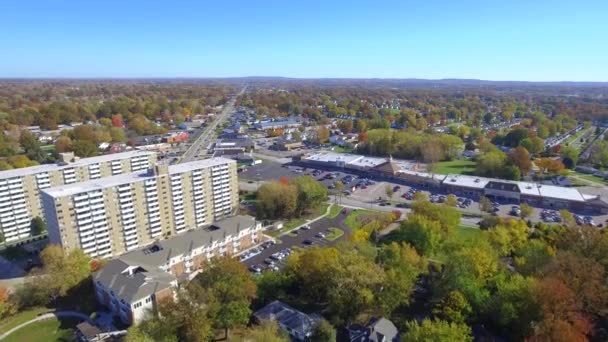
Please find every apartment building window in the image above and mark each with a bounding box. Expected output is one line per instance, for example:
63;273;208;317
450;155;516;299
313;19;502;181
145;297;152;304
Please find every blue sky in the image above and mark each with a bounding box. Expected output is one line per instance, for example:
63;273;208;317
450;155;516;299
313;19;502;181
1;0;607;81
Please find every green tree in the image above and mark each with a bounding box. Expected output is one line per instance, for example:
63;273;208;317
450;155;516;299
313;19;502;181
433;290;472;324
559;209;575;227
402;319;472;342
30;216;47;236
442;243;499;310
514;239;554;276
291;176;328;215
445;194;458;207
256;182;298;219
485;219;530;256
110;127;127;142
238;320;289;342
411;200;461;230
561;145;579;169
384;184;394;200
19;130;45;162
397;214;445;256
520;136;545;154
519;203;533;218
72;139;98;157
311;319;337;342
476;151;507;178
195;257;257;339
377;242;427;315
479;196;493;213
487;273;540;338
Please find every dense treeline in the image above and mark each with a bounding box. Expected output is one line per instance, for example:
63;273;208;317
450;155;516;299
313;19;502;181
238;86;608;124
0;81;233;130
0;81;233;168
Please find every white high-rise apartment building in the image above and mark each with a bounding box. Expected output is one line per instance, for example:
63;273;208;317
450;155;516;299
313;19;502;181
0;151;156;242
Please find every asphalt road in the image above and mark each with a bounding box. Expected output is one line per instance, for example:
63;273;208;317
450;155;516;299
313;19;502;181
242;211;351;272
179;85;247;162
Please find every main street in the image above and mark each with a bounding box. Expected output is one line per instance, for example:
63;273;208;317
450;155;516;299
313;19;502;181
179;85;247;163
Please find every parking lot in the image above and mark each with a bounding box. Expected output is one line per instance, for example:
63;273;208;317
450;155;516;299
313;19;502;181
238;162;608;227
240;210;351;274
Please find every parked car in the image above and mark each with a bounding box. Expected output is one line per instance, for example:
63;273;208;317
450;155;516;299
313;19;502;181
249;265;263;273
303;239;314;245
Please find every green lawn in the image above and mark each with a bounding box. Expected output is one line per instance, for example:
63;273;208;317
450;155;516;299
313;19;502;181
266;203;330;237
331;145;353;153
453;224;482;243
0;307;49;334
3;317;82;342
325;227;345;241
431;160;476;175
568;171;608;185
327;204;343;219
343;209;390;230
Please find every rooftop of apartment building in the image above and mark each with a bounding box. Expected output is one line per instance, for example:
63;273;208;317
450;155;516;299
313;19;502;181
40;157;236;198
0;150;156;179
119;215;256;267
94;259;175;303
94;215;257;303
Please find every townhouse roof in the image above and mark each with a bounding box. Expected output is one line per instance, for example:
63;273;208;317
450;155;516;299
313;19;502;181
95;215;256;303
0;150;156;180
119;215;256;268
93;259;174;303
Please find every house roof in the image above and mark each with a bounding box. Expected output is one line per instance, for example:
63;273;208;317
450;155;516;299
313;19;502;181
93;259;175;303
347;317;399;342
254;300;320;338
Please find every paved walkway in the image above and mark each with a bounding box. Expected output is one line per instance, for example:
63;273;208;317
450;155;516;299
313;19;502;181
0;310;90;340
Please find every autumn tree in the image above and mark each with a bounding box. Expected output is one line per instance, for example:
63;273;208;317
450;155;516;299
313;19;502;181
402;319;472;342
445;194;458;207
238;320;289;342
54;136;73;153
433;290;472;324
508;146;532;175
376;242;427;315
194;257;257;339
485;219;530;256
397;214;445;256
535;158;565;176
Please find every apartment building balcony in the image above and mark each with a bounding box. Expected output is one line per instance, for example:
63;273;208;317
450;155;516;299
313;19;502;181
90;198;104;205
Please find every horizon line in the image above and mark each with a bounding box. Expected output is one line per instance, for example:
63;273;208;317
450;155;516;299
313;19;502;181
0;76;607;84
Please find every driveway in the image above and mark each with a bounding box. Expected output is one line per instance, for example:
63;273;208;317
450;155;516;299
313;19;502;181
243;210;351;271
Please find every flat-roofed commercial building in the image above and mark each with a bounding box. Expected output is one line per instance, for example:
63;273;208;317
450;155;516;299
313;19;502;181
0;151;156;242
41;157;238;258
297;152;608;213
